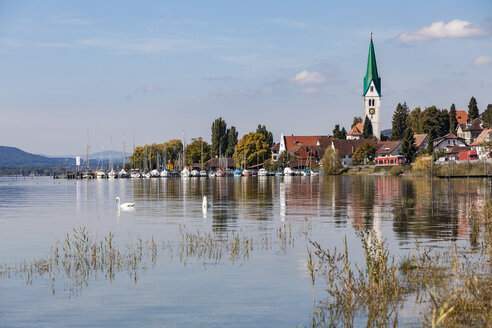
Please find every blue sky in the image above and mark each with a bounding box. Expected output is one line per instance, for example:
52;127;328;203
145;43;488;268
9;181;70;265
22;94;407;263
1;0;491;155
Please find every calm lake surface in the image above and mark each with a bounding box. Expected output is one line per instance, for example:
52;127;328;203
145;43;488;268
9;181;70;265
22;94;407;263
0;175;488;327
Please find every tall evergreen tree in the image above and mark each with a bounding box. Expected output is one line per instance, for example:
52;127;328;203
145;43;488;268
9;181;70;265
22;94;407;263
333;124;342;138
341;127;347;139
400;127;418;163
211;117;228;157
468;96;479;121
449;103;458;134
426;128;437;154
225;126;238;157
362;116;373;139
352;116;363;128
256;124;274;147
481;104;492;125
407;107;423;134
391;102;409;140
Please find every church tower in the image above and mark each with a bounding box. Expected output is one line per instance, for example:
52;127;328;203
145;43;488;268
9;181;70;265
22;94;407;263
363;33;381;140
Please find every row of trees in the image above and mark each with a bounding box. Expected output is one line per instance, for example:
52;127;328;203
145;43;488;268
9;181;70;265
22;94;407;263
129;118;273;170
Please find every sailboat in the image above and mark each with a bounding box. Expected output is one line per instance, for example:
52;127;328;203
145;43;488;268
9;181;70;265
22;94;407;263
181;137;190;177
119;136;129;178
108;137;118;178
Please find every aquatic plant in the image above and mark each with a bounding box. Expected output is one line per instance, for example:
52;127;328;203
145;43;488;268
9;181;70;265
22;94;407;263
0;221;314;297
308;202;492;327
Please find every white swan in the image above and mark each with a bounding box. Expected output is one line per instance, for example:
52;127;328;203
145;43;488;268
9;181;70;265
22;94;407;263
202;196;211;209
116;196;135;208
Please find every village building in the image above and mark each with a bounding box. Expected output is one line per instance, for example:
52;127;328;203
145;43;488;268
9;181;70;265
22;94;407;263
456;110;468;125
375;141;402;158
363;34;381;140
433;133;467;152
438;145;473;161
205;158;236;171
347;123;363;140
277;133;331;162
413;134;428;151
271;143;280;161
331;139;378;166
470;128;492;160
456;118;491;145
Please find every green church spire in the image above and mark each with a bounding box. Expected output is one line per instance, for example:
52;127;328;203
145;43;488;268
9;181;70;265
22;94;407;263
363;33;381;96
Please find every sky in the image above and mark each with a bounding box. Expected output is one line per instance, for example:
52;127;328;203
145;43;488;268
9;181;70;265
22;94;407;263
1;0;491;156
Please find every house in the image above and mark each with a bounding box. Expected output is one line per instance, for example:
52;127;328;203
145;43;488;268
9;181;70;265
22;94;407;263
438;145;472;162
347;123;363;140
456;118;491;145
470;128;492;159
206;158;236;171
413;134;428;151
278;133;332;162
376;141;402;157
271;143;280;161
433;133;467;152
331;139;378;166
456;110;468;125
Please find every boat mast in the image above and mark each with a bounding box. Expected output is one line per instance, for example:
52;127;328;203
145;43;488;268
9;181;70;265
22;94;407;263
86;128;90;170
122;135;125;170
110;136;113;171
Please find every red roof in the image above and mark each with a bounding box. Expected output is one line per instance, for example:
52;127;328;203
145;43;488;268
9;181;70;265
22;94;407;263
331;139;377;156
413;134;428;148
284;136;325;151
470;128;492;146
347;123;363;136
456;111;468;125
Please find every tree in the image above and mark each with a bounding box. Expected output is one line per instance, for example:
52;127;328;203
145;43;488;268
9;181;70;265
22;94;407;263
407;107;423;134
400;128;417;163
277;151;292;170
341;127;347;139
234;132;271;167
449;103;458;134
412;155;432;173
165;139;183;164
211;117;228;157
225;126;238;157
391;102;409;140
352;116;363;128
420;106;449;137
321;147;341;175
481;104;492;125
468;96;479;122
185;138;211;166
362;116;373;139
256;124;274;147
352;142;377;165
426;128;437;154
333;124;343;138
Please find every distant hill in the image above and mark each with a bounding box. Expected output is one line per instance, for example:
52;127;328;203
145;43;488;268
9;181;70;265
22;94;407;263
381;129;392;138
0;146;73;167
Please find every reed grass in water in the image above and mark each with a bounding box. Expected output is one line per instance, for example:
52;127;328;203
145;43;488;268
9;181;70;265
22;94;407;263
0;220;314;297
307;202;492;327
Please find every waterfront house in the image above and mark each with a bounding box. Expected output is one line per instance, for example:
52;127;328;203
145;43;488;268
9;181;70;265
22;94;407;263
433;133;467;152
206;158;236;171
278;133;332;163
456;118;490;145
438;145;473;162
331;139;378;166
470;128;492;159
375;140;402;157
271;143;280;161
346;123;363;140
413;134;428;151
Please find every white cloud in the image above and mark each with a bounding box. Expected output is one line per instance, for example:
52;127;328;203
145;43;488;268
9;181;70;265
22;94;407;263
290;70;325;85
396;19;489;42
473;55;492;66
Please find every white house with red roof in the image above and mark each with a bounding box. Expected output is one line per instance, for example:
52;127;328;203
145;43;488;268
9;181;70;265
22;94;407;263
470;128;492;159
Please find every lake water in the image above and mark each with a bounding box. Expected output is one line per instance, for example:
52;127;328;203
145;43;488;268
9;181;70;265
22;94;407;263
0;175;488;327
